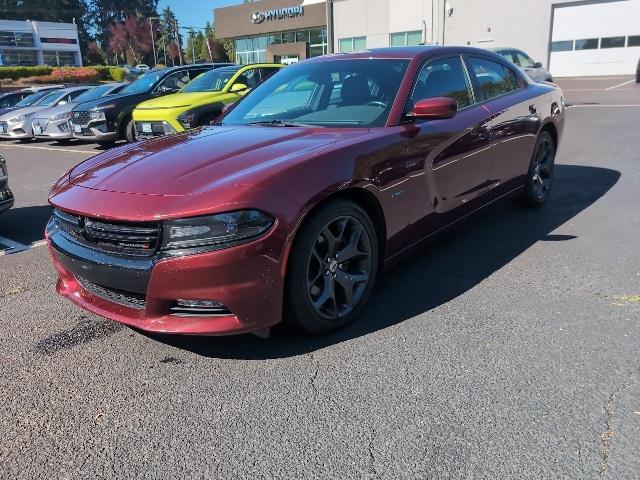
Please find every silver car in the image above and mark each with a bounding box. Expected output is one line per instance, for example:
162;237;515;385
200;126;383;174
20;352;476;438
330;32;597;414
0;86;93;140
32;83;128;141
490;48;553;83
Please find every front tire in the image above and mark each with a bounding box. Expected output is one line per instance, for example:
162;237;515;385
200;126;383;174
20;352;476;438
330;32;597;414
286;200;379;335
123;117;136;143
517;131;555;206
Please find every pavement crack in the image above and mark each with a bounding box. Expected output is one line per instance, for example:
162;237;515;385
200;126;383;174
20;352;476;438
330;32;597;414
368;427;382;480
599;370;636;480
309;352;320;399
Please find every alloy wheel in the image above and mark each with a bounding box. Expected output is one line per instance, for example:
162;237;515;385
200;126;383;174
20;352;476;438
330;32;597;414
531;137;554;199
306;215;373;320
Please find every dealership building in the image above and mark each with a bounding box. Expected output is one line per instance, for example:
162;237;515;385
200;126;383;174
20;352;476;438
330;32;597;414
0;19;81;66
214;0;640;76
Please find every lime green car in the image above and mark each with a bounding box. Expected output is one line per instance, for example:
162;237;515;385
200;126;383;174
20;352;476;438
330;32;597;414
133;63;283;139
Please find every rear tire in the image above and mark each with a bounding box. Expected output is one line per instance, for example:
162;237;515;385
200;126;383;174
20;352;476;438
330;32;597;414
285;200;379;335
516;131;555;206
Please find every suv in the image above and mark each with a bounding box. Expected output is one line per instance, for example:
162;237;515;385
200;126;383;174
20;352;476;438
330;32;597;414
490;48;553;83
133;63;282;139
69;63;233;145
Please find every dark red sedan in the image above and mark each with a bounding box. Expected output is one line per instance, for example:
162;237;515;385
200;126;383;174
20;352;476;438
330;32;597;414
47;46;564;336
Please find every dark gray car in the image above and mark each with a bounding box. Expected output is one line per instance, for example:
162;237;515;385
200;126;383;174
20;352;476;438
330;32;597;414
491;48;553;83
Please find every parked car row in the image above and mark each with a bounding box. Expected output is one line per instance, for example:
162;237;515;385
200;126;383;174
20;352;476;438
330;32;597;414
45;46;566;338
0;62;287;146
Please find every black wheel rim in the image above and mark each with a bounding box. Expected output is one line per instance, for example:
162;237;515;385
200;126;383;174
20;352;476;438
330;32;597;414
532;138;554;199
306;215;373;320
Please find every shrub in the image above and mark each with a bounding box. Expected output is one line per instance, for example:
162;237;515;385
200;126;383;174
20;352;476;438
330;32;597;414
93;65;126;82
50;67;100;83
0;66;53;80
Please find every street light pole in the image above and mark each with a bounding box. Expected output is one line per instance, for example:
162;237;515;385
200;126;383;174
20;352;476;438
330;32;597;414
148;17;159;67
190;29;196;64
174;20;183;65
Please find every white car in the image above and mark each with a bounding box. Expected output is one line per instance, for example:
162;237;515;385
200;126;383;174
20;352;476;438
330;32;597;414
0;86;93;140
136;64;150;72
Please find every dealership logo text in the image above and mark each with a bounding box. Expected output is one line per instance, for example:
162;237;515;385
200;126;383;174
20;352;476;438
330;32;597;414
251;6;304;24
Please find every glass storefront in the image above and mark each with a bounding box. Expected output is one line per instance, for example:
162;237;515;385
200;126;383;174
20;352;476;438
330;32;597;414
235;27;327;64
0;49;37;66
42;50;79;66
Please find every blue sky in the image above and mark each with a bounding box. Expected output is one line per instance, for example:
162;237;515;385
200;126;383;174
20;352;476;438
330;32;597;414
157;0;244;31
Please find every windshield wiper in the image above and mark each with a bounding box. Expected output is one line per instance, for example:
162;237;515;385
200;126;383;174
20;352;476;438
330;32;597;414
246;119;321;128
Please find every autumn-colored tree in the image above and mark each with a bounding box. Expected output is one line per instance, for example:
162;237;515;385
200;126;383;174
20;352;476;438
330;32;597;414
107;15;153;65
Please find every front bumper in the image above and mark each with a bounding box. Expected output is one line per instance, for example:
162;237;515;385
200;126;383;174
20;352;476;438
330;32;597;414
134;120;180;140
32;118;74;140
70;118;117;142
0;120;32;139
46;217;285;335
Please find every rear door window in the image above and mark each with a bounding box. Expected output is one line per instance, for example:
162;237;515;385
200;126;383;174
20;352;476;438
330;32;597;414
466;57;520;102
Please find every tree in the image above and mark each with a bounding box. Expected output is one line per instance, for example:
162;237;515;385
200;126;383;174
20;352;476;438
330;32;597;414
106;15;153;65
200;23;230;63
85;41;107;65
158;6;182;65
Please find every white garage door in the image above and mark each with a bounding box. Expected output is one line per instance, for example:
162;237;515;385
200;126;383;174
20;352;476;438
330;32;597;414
550;0;640;77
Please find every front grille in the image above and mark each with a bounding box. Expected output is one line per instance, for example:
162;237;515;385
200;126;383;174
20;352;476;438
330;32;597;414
77;277;146;309
71;111;91;125
57;122;70;133
53;209;160;257
0;121;8;130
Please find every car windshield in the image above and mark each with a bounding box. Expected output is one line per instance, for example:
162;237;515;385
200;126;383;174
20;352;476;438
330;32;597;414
15;91;50;107
120;71;164;94
181;68;240;93
35;91;63;107
221;59;410;128
73;85;113;103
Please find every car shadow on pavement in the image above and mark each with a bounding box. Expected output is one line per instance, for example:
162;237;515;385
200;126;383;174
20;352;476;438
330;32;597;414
144;164;620;360
0;205;52;245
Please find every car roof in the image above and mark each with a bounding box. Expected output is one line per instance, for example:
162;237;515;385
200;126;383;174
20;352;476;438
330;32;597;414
305;46;507;62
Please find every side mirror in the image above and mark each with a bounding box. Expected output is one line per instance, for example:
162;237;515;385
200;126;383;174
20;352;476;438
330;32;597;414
230;83;248;93
533;61;543;69
408;97;457;120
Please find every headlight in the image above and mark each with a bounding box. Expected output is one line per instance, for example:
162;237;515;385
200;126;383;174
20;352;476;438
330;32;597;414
8;112;34;124
161;210;274;250
88;111;106;121
0;155;6;176
177;110;196;129
51;111;72;121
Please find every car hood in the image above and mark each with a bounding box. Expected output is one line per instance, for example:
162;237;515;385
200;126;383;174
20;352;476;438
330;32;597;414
135;92;219;110
73;91;147;112
66;126;369;197
33;103;73;119
0;105;44;121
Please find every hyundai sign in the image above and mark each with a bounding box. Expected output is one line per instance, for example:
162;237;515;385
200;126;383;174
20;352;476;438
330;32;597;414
251;6;304;24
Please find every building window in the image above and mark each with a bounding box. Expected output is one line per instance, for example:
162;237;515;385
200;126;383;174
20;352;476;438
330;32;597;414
551;40;573;52
0;31;35;48
628;35;640;47
42;50;78;66
390;30;422;47
0;49;37;65
574;38;598;50
600;36;625;49
339;36;366;52
40;37;78;45
235;28;327;65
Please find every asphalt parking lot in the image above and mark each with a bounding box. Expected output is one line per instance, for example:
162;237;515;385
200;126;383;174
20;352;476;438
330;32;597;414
1;77;639;479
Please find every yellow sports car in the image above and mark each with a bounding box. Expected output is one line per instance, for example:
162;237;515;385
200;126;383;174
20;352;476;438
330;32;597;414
133;63;283;139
